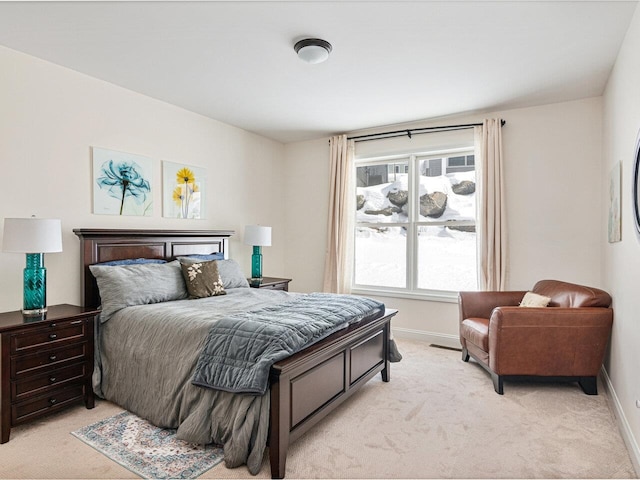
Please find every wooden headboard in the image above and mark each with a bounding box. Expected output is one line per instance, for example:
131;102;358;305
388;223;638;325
73;229;234;308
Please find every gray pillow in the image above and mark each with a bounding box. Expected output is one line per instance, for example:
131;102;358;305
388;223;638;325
89;260;188;322
176;253;224;261
177;257;249;289
96;258;166;266
216;259;250;289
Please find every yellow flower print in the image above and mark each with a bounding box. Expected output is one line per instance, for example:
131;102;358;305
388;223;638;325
176;168;195;185
172;186;184;206
172;165;199;219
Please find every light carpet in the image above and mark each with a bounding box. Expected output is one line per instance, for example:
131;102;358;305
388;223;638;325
71;411;223;479
0;338;636;479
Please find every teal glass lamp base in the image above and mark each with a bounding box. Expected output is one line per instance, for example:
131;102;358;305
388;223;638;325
23;253;47;316
250;246;263;284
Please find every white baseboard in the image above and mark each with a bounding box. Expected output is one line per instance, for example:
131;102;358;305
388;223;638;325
600;366;640;476
391;327;461;350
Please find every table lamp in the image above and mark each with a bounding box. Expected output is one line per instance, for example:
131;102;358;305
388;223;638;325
2;217;63;315
244;225;271;285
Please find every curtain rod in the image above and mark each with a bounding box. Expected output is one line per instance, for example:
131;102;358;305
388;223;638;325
347;119;506;143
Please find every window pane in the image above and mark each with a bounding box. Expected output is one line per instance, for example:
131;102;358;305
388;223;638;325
420;158;442;177
448;156;465;167
416;226;478;291
356;161;409;224
418;162;476;222
354;227;406;288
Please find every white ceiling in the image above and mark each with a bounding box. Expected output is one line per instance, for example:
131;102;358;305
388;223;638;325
0;1;637;144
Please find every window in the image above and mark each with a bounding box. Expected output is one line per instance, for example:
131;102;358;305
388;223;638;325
354;149;478;297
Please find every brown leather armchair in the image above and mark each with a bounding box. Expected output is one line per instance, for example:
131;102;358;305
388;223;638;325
459;280;613;395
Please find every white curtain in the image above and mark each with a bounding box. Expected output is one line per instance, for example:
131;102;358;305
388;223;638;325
323;134;355;294
475;119;507;291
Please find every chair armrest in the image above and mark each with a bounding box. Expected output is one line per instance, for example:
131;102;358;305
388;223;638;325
459;291;527;321
488;307;613;376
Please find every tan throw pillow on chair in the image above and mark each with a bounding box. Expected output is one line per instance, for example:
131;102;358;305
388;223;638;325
519;291;551;307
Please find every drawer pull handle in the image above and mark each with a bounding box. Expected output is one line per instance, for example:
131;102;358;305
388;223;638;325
49;398;57;405
49;333;57;340
50;323;57;328
49;354;57;361
49;377;56;383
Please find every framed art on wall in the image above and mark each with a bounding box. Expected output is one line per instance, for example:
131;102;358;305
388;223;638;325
162;161;206;219
92;147;153;216
609;161;621;243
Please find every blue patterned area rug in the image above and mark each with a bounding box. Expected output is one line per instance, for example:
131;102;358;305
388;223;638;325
71;411;224;479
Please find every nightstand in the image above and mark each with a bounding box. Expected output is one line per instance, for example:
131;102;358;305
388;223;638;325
0;304;99;443
248;277;292;292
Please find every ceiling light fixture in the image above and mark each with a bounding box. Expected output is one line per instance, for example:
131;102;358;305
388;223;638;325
294;38;332;64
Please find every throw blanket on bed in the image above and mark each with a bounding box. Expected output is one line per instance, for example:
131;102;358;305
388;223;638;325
192;293;385;395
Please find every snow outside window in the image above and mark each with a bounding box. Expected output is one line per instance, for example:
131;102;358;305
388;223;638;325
354;150;478;298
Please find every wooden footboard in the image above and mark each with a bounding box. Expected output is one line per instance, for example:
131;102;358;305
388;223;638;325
268;309;396;479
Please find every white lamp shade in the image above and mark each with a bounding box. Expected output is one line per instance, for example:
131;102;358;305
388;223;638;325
2;218;63;253
244;225;272;247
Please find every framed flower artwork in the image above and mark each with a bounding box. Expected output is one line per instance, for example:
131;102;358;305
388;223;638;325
162;161;206;219
92;147;153;216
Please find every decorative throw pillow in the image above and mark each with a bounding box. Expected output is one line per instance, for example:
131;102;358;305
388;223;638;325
180;260;226;299
178;258;249;289
519;291;551;307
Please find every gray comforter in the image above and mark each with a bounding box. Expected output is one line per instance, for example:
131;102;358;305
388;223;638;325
96;288;292;474
95;288;383;475
192;293;384;395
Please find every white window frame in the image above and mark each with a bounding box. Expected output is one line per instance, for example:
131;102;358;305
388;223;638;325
352;147;476;303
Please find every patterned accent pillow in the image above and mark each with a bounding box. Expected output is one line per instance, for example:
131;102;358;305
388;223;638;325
179;258;250;289
180;260;226;299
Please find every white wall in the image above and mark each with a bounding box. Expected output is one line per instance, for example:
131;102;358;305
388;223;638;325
602;4;640;472
284;97;604;346
0;45;286;313
499;99;604;288
282;137;330;293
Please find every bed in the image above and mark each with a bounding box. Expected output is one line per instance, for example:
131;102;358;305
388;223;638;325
73;228;397;478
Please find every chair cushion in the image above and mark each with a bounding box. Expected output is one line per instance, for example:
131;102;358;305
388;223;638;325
460;317;489;352
532;280;612;308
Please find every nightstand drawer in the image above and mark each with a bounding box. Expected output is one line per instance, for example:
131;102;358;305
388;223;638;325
12;384;85;425
11;343;88;378
10;320;86;354
13;363;87;401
